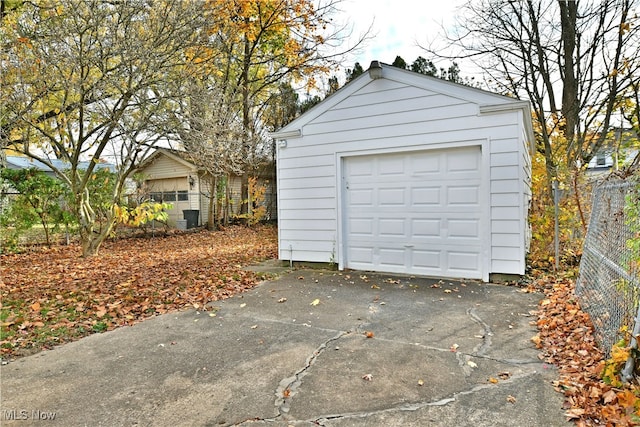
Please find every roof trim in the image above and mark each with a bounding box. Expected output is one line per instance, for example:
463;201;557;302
480;101;535;150
138;148;198;171
268;129;302;140
274;62;535;139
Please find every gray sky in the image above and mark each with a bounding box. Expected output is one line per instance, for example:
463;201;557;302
338;0;468;68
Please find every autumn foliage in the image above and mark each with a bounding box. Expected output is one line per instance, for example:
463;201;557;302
0;225;277;359
533;272;640;426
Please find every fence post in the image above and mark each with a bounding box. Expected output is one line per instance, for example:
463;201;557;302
553;180;560;271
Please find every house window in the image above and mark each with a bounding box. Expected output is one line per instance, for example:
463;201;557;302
163;192;177;202
177;191;188;201
150;192;162;202
596;152;606;166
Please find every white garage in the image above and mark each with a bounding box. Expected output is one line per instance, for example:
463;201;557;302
271;61;533;281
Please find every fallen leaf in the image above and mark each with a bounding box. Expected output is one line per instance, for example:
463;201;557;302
506;395;517;404
283;388;291;398
418;379;424;386
30;302;41;312
565;408;585;419
498;371;511;380
277;297;287;303
250;325;258;329
310;299;320;306
365;331;374;338
602;389;617;404
467;360;478;368
362;373;373;381
444;289;452;294
240;303;246;308
530;334;541;347
450;343;459;352
488;377;499;384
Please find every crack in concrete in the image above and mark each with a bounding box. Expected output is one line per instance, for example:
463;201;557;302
273;330;349;420
310;370;543;425
467;307;493;356
452;308;493;377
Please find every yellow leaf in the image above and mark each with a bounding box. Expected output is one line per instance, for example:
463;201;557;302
310;298;320;306
611;345;630;364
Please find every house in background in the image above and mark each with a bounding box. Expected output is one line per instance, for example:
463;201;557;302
136;148;275;228
271;61;534;282
5;156;116;177
585;128;639;177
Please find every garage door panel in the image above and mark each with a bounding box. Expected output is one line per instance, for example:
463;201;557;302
348;218;374;236
446;149;480;172
410;153;441;174
448;251;481;272
448;186;480;205
345;146;484;279
411;187;441;205
378;218;406;237
448;219;480;238
378;156;405;175
378;187;406;206
349;246;374;264
350;189;374;206
379;248;406;267
412;250;441;269
411;219;441;237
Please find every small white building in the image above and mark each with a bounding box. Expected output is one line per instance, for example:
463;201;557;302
271;62;534;282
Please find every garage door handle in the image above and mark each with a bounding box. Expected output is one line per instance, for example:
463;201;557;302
404;244;414;248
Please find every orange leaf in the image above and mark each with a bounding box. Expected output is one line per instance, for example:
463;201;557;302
30;302;41;312
617;390;637;408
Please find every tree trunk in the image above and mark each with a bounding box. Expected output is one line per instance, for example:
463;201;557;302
76;188;115;257
207;175;215;230
558;0;579;166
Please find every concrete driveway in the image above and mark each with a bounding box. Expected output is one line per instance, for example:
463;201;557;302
1;269;568;426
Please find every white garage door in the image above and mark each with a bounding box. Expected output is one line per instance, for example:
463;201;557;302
344;146;484;279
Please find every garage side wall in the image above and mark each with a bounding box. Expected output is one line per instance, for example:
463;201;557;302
277;78;527;276
487;110;529;275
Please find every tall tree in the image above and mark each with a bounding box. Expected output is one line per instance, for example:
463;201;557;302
1;0;211;256
411;56;438;76
427;0;640;192
391;55;408;69
202;0;364;214
345;61;365;83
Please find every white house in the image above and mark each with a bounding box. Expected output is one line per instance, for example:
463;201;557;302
270;61;534;282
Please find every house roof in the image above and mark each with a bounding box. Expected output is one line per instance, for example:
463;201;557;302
137;147;198;171
6;156;116;173
271;61;535;145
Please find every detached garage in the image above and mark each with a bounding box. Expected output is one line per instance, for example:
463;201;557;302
271;61;533;282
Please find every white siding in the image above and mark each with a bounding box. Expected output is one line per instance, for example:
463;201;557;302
276;68;530;278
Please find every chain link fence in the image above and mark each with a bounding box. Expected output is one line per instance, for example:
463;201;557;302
575;178;640;360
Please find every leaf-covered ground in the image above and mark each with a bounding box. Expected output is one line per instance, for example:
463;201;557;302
4;227;640;424
532;272;640;426
0;225;277;360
